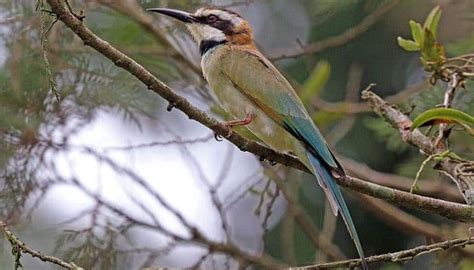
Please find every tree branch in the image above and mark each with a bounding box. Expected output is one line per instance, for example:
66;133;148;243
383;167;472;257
0;221;83;270
66;170;285;269
362;88;474;205
294;237;474;269
309;80;428;114
340;156;464;203
45;0;473;222
337;175;472;222
268;0;400;60
355;194;473;257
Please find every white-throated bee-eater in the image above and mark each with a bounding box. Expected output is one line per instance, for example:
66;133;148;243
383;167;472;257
148;6;368;269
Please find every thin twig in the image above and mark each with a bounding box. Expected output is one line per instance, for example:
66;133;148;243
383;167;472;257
264;167;347;260
357;192;473;258
435;73;460;149
0;221;83;270
102;134;214;151
269;0;400;60
38;1;60;101
411;154;435;193
67;177;285;269
292;237;474;269
355;195;442;240
310;80;428;114
97;0;201;74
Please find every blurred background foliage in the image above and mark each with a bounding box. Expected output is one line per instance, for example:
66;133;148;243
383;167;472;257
0;0;473;269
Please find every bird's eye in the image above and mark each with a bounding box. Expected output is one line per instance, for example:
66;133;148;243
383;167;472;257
207;15;219;23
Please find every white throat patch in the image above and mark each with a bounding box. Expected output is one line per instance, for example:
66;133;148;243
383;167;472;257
186;23;226;44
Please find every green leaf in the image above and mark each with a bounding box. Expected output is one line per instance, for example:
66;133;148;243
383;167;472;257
409;20;424;45
397;37;420;51
411;108;474;131
421;29;440;62
423;6;442;38
300;60;331;103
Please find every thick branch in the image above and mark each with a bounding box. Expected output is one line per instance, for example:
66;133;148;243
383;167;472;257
339;175;472;222
294;237;474;269
46;0;473;222
340;156;464;203
0;221;83;270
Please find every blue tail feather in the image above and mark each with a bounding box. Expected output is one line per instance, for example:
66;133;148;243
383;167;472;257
281;115;367;268
308;152;368;270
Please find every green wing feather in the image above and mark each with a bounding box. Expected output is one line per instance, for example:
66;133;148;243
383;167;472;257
219;47;339;170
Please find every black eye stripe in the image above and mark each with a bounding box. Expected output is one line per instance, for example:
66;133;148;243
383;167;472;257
195;15;234;34
207;15;218;22
196;15;221;24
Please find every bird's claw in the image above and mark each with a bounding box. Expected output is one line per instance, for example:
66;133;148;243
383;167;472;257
224;128;233;138
214;113;253;142
214;125;233;142
214;133;223;141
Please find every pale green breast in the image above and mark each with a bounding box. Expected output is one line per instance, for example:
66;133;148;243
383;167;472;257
215;46;339;171
201;46;311;169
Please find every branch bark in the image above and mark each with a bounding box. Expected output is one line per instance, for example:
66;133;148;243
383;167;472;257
362;88;474;205
294;237;474;269
45;0;473;222
0;221;83;270
340;156;464;203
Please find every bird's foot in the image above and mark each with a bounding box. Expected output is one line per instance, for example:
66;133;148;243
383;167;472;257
224;113;254;127
214;126;233;141
214;113;254;142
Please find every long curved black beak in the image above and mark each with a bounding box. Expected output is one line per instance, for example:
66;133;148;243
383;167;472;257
147;8;196;23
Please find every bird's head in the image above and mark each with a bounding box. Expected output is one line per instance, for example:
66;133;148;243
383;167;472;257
148;7;254;50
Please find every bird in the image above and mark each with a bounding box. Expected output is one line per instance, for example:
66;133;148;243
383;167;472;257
148;6;368;269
